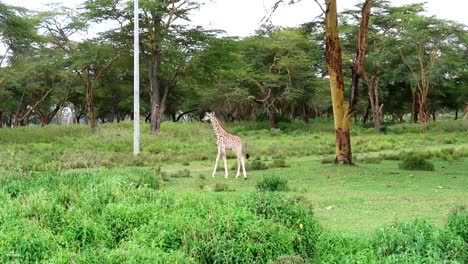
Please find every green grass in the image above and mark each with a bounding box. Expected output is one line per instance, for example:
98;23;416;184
0;119;467;262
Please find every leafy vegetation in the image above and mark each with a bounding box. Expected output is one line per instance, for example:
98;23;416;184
0;122;467;262
399;154;435;171
1;0;467;262
256;175;290;192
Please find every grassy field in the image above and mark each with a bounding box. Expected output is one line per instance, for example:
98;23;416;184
0;119;467;262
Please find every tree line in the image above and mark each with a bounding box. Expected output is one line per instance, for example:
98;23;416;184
0;0;466;135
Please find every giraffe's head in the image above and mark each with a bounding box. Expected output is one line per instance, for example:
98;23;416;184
202;111;215;122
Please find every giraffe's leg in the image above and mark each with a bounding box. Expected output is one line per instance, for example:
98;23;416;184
212;150;221;178
241;155;247;179
235;155;241;179
222;151;228;178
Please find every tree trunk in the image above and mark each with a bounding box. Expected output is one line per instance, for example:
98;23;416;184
325;0;353;164
418;95;428;133
85;80;97;133
365;69;382;132
454;109;458;120
150;48;163;135
362;100;371;124
349;0;372;113
303;104;309;123
268;108;276;129
463;103;468;119
411;88;418;123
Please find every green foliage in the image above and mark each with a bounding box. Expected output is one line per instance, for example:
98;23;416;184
269;255;305;264
445;207;468;243
0;219;57;263
257;175;289;192
213;182;231;192
320;155;335;164
250;159;269;170
358;155;384;164
245;193;321;259
426;120;468;132
372;220;466;262
0;170;325;262
270;157;289;168
315;233;376;263
170;169;191;178
399;154;435;171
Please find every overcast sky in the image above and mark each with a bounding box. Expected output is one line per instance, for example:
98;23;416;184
2;0;467;38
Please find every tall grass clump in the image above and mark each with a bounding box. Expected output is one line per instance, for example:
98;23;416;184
372;219;466;262
0;169;325;263
399;154;435;171
445;206;468;243
315;232;376;263
244;193;321;260
256;175;289;191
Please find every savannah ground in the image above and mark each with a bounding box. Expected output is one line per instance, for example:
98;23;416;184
0;119;467;262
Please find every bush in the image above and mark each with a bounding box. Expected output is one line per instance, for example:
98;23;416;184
245;193;321;259
257;175;289;192
213;182;231;192
0;220;57;263
270;157;289;168
320;156;335;164
399;155;435;171
269;255;305;264
372;219;466;262
250;160;269;170
315;232;376;263
130;168;161;190
445;206;468;243
358;155;383;164
170;169;191;178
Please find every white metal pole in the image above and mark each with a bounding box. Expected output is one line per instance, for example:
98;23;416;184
133;0;140;156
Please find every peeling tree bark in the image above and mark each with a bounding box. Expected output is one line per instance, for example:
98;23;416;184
349;0;372;112
325;0;372;164
325;0;352;164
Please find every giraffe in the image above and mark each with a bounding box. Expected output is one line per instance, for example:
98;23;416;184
203;112;249;179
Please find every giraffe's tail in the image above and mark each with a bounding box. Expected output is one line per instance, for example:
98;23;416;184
243;142;250;159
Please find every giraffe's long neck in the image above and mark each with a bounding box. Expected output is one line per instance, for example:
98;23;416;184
211;116;227;140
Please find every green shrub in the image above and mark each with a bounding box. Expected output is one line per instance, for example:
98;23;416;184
382;152;401;161
315;232;376;263
269;255;305;264
445;206;468;243
399;155;435;171
170;169;191;178
372;219;466;262
426;119;468;132
108;242;195;263
245;193;321;259
62;210;114;250
130;168;161;190
0;220;57;263
359;155;383;164
250;160;269;170
320;156;335;164
270;157;289;168
101;204;155;244
213;182;231;192
257;175;289;192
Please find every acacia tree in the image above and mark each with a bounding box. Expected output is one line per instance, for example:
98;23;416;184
43;11;119;133
396;14;466;132
84;0;205;134
325;0;372;164
241;28;318;128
